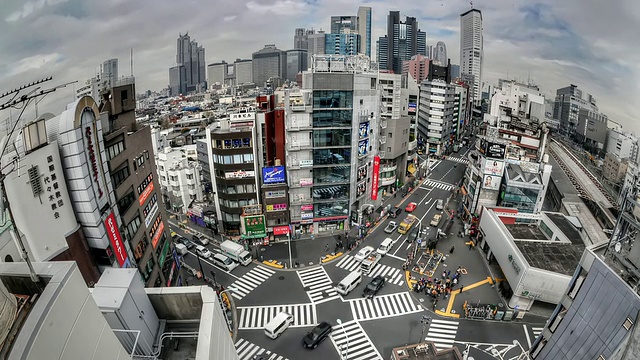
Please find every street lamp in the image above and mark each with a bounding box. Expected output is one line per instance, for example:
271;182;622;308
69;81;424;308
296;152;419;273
336;319;349;360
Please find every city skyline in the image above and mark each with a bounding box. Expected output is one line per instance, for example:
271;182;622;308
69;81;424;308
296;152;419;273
0;0;637;134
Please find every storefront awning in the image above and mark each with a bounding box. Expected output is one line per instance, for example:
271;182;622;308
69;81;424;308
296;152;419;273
407;164;416;174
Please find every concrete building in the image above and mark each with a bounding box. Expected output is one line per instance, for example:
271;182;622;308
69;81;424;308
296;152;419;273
251;44;287;88
606;129;639;163
553;84;598;138
76;75;101;101
478;208;587;311
234;59;253;85
325;32;361;56
207;61;227;87
602;152;629;185
307;31;326;63
489;80;545;121
171;33;207;95
331;15;357;34
157;147;204;213
575;108;609;155
460;9;483;104
101;58;118;89
285;55;380;235
169;65;187;96
402;54;430;85
379;11;427;73
433;41;447;66
357;6;372;57
285;49;308;82
0;261;238;359
294;27;315;50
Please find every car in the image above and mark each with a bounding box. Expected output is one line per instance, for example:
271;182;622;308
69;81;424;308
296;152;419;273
389;206;402;218
354;246;375;262
384;221;398;233
436;199;444;210
302;321;332;349
363;275;385;298
405;202;417;212
177;237;195;249
407;226;420;243
430;214;442;227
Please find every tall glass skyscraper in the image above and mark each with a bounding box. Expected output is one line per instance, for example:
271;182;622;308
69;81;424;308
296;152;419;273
357;6;372;58
460;9;483;104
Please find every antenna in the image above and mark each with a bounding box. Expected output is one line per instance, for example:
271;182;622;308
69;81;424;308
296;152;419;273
130;48;134;76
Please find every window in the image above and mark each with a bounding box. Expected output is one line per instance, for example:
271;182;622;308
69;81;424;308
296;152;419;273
107;141;125;160
623;317;634;331
111;165;130;188
388;132;392;138
123;215;141;241
134;236;148;260
117;189;136;214
387;147;391;152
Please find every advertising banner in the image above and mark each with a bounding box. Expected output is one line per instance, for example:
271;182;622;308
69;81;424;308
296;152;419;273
105;212;128;267
371;156;380;200
357;182;366;197
266;203;287;212
483;159;505;176
357;164;367;182
144;201;159;228
225;170;255;179
301;212;314;219
262;166;286;184
482;174;501;190
152;221;165;248
273;225;290;236
408;103;417;114
358;122;370;139
301;204;314;211
300;178;313;186
358;139;369;157
243;215;267;237
138;181;154;206
486;142;506;159
265;190;286;198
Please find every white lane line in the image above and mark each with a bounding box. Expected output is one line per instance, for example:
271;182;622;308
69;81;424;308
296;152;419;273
187;250;241;280
524;324;532;348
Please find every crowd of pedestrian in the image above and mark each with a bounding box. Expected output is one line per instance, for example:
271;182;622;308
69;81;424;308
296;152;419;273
412;266;465;309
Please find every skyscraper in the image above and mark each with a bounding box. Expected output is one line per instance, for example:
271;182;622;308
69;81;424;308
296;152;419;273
376;36;388;69
433;41;447;65
252;44;287;88
170;33;206;95
378;11;427;73
330;15;357;34
294;28;315;50
307;31;326;63
325;33;361;56
357;6;372;57
460;9;483;104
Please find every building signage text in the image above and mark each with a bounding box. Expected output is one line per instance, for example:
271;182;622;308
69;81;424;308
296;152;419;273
85;126;104;199
371;156;380;200
507;254;521;275
105;212;128;267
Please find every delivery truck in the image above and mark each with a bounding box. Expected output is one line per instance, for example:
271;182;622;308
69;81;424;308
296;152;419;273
220;240;252;266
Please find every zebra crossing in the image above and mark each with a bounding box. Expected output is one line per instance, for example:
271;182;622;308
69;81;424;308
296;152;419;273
229;266;276;300
532;326;544;337
297;267;339;303
424;318;459;350
349;292;422;321
235;338;289;360
331;320;383;360
421;180;454;191
238;303;317;329
447;156;469;165
334;255;405;286
429;159;441;170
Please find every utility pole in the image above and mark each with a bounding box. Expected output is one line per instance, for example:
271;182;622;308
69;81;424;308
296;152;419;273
420;315;431;342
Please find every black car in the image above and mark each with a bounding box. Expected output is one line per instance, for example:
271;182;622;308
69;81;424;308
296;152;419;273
389;207;402;218
363;275;385;298
178;237;195;249
407;226;420;243
302;321;332;349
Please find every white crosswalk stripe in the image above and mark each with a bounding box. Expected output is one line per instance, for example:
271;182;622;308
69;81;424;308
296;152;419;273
532;326;544;337
424;318;459;350
447;156;469;164
429;159;441;170
422;180;454;191
235;338;289;360
229;266;276;300
331;320;383;360
335;255;405;286
349;292;422;321
238;303;317;329
297;267;338;303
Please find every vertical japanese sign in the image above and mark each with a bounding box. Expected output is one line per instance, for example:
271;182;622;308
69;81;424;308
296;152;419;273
371;156;380;200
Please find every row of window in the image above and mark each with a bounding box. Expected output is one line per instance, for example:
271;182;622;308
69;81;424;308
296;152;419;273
214;138;252;149
220;198;257;209
106;141;125;161
112;166;130;189
123;215;141;241
117;189;136;215
213;153;254;164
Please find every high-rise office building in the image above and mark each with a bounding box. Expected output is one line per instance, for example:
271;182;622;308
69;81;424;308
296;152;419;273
307;31;326;63
331;15;357;34
101;58;118;89
376;36;388;69
207;61;227;86
234;59;253;85
294;28;315;50
460;9;483;104
325;33;361;56
378;11;427;73
553;84;599;138
286;49;308;81
252;45;287;88
357;6;372;57
170;33;206;95
433;41;447;65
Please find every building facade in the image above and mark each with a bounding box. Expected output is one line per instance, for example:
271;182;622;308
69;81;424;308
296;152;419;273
357;6;372;58
171;33;206;95
285;49;308;82
207;61;227;87
575;108;608;155
402;54;430;85
252;45;287;88
325;33;361;56
460;9;483;104
379;11;427;73
606;129;639;163
157;147;204;213
234;59;253;85
433;41;447;66
553;84;598;138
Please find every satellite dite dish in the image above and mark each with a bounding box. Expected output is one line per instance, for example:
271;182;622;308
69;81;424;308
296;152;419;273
615;242;622;252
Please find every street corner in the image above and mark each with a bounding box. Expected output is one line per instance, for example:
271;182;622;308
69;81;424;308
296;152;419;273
439;276;504;319
262;259;285;269
405;270;417;291
320;251;344;263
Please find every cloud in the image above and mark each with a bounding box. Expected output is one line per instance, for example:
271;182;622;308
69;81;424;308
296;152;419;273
5;53;65;77
246;0;310;15
5;0;69;22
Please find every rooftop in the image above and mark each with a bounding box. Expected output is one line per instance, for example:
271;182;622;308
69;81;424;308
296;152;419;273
505;224;548;240
515;241;584;276
390;342;463;360
546;212;583;245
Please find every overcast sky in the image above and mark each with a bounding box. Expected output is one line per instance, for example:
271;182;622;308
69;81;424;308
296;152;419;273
1;0;638;134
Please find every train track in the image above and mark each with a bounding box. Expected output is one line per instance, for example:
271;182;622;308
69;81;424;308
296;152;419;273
549;139;617;208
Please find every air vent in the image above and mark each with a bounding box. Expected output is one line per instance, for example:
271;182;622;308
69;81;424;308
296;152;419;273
28;166;42;197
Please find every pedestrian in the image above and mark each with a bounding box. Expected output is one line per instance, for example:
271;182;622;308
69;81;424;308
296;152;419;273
468;241;474;250
453;277;458;286
442;271;446;279
324;244;329;252
449;246;455;254
459;285;464;293
446;270;451;278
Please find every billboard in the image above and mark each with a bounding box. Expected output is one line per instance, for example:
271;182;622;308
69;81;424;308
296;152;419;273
358;122;370;139
357;182;366;197
301;204;314;211
486;142;506;159
483;159;505;176
266;203;287;212
243;215;267;237
482;174;501;190
371;156;380;200
300;178;313;186
300;159;314;167
357;164;367;182
225;170;255;179
81;109;108;210
301;212;314;219
358;139;369;157
408;103;417;114
273;225;290;236
262;166;286;184
105;212;128;267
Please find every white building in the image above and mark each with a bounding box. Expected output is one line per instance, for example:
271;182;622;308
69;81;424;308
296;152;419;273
157;147;204;213
606;128;639;163
489;80;545;121
460;9;483;104
417;79;459;155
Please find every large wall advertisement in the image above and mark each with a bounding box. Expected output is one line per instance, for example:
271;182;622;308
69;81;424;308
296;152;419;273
371;156;380;200
105;212;128;267
358;139;369;157
242;215;267;238
484;159;505;176
483;174;501;190
358;122;370;139
262;166;286;184
80;108;109;210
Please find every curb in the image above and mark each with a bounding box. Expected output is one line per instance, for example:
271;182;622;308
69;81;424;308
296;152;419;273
261;260;284;269
321;252;344;263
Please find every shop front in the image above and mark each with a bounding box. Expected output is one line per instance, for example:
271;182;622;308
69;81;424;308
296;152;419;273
316;216;347;233
270;225;291;242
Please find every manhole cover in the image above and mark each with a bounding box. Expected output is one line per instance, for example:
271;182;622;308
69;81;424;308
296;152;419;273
498;303;504;308
278;276;285;280
260;248;266;252
419;298;425;302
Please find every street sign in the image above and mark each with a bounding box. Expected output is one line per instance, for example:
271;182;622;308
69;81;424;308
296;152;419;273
417;239;422;244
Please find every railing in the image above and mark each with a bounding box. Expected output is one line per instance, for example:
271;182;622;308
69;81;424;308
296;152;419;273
380;120;388;129
380;163;397;172
379;136;387;144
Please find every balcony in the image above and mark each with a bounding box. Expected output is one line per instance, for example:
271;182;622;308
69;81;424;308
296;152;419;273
379;136;387;144
380;120;387;129
188;188;198;196
169;179;179;187
290;103;307;111
286;123;313;131
380;163;397;172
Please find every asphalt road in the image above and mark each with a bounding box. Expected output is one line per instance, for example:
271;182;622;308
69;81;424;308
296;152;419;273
172;154;546;360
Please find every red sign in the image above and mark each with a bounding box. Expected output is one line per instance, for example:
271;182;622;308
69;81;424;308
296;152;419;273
139;182;155;206
152;221;165;248
301;205;314;211
273;226;290;236
371;156;380;200
85;126;104;199
105;212;127;267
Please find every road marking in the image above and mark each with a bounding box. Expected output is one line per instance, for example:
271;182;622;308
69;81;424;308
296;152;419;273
424;318;460;350
349;292;422;321
331;320;383;360
238;303;316;329
386;253;406;262
524;324;532;348
297;267;338;303
335;255;405;286
235;338;289;360
423;180;454;191
186;250;241;280
229;266;276;300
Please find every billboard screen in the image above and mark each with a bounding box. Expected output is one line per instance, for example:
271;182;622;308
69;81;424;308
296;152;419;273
262;166;286;184
485;142;506;159
483;159;505;176
408;103;417;114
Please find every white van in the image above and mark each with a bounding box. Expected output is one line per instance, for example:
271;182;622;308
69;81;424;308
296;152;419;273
377;238;393;256
336;270;362;295
264;312;294;339
196;245;212;259
436;199;444;210
212;253;238;272
175;243;188;256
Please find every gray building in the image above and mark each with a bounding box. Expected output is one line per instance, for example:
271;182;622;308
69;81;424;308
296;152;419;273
286;49;308;82
101;58;118;89
169;65;186;96
460;9;484;104
378;11;427;73
575;108;608;154
433;41;447;66
330;15;357;34
234;59;253;85
325;33;361;56
553;84;599;138
307;31;326;63
357;6;372;57
376;36;388;70
252;44;287;88
207;61;227;87
450;64;460;79
171;33;206;95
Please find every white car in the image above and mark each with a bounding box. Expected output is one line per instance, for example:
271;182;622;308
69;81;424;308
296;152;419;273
354;246;375;262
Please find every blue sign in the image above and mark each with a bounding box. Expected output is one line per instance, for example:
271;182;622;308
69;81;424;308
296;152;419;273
262;166;286;184
359;122;370;139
